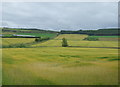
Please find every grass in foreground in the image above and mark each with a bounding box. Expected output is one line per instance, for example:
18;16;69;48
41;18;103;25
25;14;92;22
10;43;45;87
2;47;118;85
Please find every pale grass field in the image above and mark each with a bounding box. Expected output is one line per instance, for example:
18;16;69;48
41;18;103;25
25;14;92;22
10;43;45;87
2;47;118;85
55;34;88;40
2;38;35;46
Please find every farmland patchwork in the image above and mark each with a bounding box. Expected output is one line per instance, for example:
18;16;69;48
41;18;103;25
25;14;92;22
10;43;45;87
1;34;119;85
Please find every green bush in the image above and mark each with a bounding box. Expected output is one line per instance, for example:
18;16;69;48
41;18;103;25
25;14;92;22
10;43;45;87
83;37;99;41
35;37;50;42
35;37;41;42
62;38;68;47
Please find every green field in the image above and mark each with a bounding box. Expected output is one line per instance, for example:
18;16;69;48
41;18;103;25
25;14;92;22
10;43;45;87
89;36;120;38
2;34;119;85
88;36;119;41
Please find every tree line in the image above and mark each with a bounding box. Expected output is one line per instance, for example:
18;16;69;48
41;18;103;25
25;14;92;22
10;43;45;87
60;28;119;36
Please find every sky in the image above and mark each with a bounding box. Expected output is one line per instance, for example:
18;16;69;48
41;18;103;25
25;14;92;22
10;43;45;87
1;2;118;31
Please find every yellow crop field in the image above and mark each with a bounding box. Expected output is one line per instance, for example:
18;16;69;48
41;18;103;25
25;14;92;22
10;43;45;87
32;34;118;47
55;34;88;40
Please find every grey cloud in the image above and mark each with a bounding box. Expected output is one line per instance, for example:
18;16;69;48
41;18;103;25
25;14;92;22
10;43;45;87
2;2;118;30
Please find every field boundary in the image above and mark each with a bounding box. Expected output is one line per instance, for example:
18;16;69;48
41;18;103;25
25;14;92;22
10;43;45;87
32;46;120;49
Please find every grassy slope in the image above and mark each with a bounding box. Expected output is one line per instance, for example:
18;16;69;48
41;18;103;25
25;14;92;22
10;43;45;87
2;47;118;85
32;34;118;47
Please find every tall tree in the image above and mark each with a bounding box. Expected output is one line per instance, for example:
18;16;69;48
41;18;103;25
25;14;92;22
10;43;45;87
62;38;68;47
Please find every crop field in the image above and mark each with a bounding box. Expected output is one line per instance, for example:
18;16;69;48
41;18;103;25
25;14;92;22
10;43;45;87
55;34;87;40
32;34;118;47
2;34;119;85
2;47;118;85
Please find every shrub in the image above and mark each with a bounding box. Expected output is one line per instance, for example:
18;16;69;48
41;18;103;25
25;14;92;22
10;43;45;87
35;37;50;42
62;38;68;47
83;37;99;41
35;37;41;42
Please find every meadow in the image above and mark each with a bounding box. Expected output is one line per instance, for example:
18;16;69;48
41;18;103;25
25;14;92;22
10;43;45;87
2;34;119;85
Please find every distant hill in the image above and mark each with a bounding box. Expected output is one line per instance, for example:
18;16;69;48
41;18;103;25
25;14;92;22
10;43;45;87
2;27;58;34
1;27;119;36
1;27;59;38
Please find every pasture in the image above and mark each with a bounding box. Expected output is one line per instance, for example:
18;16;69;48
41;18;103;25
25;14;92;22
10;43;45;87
89;36;119;41
89;36;119;38
2;34;119;85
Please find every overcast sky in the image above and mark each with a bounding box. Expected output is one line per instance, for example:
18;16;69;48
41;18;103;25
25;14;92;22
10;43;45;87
2;2;118;31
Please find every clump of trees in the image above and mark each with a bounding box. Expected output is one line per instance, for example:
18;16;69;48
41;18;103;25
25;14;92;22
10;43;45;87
62;38;68;47
83;37;99;41
35;37;50;42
